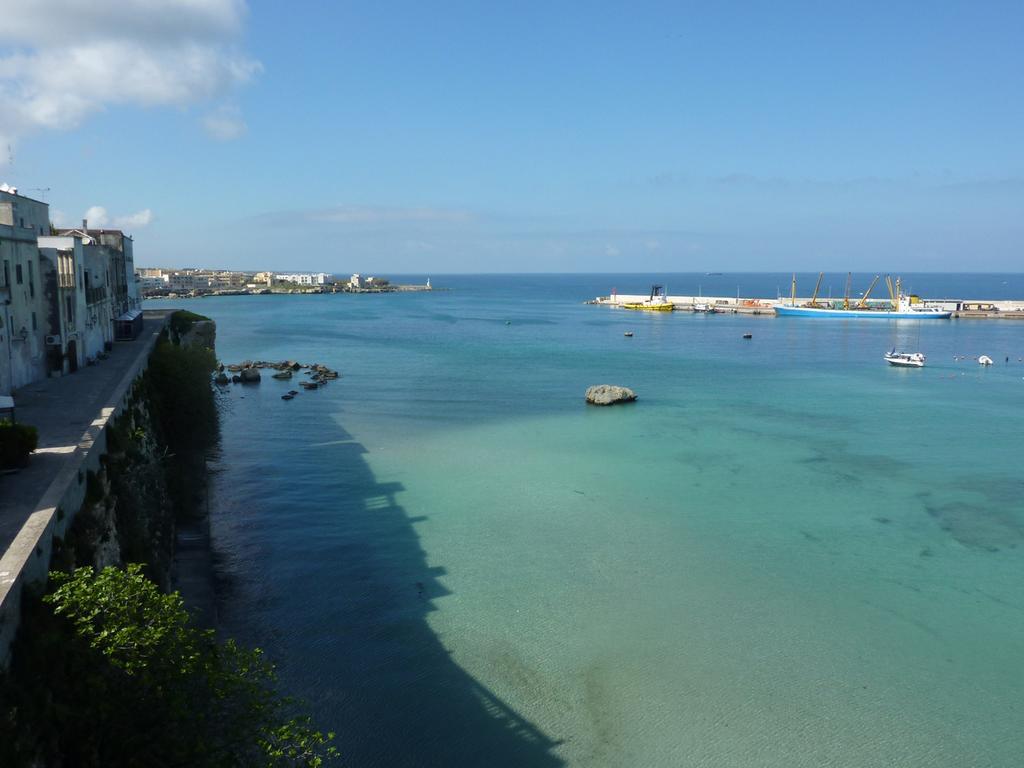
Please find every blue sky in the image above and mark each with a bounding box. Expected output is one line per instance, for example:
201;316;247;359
1;1;1022;272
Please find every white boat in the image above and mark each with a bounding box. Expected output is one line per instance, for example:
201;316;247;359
978;355;994;366
884;350;926;367
693;302;718;313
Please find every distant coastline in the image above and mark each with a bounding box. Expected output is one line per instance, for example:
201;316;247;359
137;267;439;299
144;283;442;300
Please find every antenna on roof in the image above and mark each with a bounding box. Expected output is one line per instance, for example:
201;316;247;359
26;187;50;201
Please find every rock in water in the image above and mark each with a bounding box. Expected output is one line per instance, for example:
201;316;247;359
585;384;637;405
239;367;261;383
214;372;230;385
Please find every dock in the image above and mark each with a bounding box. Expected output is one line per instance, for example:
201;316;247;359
588;294;1024;319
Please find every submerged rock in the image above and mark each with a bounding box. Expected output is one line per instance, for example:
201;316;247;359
585;384;637;406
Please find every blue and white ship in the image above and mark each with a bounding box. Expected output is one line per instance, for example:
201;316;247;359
773;274;952;320
774;300;952;319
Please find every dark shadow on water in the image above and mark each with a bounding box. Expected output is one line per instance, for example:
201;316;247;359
210;412;566;767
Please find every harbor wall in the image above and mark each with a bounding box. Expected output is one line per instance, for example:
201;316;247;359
592;294;1024;317
0;315;176;666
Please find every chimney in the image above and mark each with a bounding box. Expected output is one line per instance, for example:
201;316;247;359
82;218;88;231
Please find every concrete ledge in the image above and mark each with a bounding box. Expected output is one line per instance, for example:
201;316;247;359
0;311;173;666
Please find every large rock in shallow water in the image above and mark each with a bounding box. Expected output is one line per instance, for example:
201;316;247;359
585;384;637;405
239;367;261;383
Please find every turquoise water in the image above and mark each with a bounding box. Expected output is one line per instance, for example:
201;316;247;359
150;275;1024;767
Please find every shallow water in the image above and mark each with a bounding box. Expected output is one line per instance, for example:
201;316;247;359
149;274;1024;767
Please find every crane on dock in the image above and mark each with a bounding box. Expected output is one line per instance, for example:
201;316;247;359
885;275;897;309
808;272;824;307
857;275;881;308
843;272;852;310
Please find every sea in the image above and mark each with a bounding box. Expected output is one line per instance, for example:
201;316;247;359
147;273;1024;767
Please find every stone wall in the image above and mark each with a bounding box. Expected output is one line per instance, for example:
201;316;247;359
0;313;217;665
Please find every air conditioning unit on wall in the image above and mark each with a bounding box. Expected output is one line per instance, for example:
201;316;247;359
45;334;62;345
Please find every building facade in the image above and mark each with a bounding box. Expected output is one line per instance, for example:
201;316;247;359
0;192;143;395
1;189;51;395
38;235;88;374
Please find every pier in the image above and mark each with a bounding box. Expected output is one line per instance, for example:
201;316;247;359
588;294;1024;319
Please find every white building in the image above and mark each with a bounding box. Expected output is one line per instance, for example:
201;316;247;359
275;272;330;285
166;271;211;292
138;273;169;292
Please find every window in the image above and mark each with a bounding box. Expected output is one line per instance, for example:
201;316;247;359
15;263;23;284
2;260;8;287
28;261;34;298
32;312;37;331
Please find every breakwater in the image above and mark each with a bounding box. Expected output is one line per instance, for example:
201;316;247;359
589;293;1024;318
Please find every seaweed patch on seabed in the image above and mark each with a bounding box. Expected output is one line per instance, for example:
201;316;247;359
919;491;1023;552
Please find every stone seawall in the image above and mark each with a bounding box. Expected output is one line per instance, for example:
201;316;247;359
0;313;217;665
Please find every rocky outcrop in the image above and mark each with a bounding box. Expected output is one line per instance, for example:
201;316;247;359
220;360;341;394
585;384;637;406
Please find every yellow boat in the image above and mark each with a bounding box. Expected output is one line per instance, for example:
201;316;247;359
622;284;674;311
622;301;674;311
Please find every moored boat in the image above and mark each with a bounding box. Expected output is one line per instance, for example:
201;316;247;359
774;273;952;319
623;284;674;311
884;350;926;367
775;303;951;319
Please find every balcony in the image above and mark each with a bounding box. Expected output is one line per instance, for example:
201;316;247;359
86;286;107;305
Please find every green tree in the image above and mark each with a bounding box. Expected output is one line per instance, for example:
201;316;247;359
0;565;336;767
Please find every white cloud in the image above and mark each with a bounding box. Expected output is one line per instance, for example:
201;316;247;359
202;104;247;140
114;209;154;228
81;205;153;229
0;0;259;159
84;205;109;227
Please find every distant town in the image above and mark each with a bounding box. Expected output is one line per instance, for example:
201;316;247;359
136;268;433;298
0;183;433;398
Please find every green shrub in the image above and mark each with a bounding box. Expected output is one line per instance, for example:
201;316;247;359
168;309;210;342
145;339;219;453
0;565;336;767
0;421;38;469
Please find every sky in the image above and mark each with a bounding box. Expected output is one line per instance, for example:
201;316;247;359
0;0;1021;273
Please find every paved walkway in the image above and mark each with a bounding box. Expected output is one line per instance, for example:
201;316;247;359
0;312;173;556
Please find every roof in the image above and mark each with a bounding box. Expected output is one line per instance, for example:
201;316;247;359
56;227;128;238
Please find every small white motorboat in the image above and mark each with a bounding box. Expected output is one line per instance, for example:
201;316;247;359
978;355;994;366
884;350;926;368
